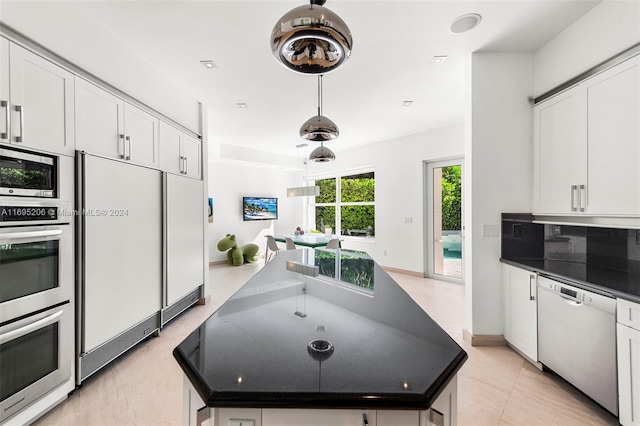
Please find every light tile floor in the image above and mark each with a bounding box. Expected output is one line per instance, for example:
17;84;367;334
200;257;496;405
33;261;619;426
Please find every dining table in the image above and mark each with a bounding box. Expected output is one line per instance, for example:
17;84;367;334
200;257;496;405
273;233;339;248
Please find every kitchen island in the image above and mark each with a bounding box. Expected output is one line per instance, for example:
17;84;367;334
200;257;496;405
174;249;467;426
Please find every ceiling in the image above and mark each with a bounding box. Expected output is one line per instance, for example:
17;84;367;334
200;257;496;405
1;1;601;158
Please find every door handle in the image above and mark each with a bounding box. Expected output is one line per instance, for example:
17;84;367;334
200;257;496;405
119;134;125;159
570;185;578;212
14;105;24;142
0;310;63;344
0;100;9;140
184;156;188;175
125;136;131;160
0;229;63;240
579;184;586;212
529;274;536;301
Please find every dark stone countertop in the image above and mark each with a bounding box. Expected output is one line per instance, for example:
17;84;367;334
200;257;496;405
174;249;467;410
501;258;640;304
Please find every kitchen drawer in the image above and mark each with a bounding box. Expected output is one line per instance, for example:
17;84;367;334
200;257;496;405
618;298;640;331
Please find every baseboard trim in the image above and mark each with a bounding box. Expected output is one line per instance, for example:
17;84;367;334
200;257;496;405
463;329;508;347
381;266;423;278
209;260;228;266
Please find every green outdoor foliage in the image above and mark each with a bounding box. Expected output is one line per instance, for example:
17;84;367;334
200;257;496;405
315;173;375;235
315;250;374;290
441;165;461;231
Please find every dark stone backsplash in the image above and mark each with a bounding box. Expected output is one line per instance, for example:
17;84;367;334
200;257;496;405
501;213;640;276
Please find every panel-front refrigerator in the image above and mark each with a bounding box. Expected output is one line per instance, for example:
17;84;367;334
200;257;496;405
76;152;162;383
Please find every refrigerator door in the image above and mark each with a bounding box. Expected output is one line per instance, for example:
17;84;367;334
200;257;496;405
165;174;204;306
82;154;162;352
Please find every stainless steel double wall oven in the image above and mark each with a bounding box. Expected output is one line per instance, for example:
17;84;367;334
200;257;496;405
0;145;75;423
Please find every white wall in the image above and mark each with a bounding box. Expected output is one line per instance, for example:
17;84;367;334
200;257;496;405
208;160;300;263
534;0;640;96
465;53;534;336
305;122;465;273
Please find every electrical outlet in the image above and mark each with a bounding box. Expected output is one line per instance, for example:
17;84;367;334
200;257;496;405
384;250;388;256
553;225;562;236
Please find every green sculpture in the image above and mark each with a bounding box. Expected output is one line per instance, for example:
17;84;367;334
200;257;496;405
217;234;260;266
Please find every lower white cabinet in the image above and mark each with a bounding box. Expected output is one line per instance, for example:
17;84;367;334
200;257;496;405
618;299;640;426
502;264;538;362
183;376;458;426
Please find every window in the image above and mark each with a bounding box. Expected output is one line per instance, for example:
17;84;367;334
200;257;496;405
311;170;375;238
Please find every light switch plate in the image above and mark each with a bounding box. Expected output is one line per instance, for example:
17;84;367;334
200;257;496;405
229;420;255;426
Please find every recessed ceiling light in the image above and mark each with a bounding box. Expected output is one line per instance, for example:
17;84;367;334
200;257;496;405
200;60;217;69
402;100;413;107
431;56;448;65
450;13;482;34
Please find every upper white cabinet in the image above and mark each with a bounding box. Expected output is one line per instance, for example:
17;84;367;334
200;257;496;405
159;120;201;179
0;37;75;156
533;55;640;216
502;264;538;362
75;77;159;168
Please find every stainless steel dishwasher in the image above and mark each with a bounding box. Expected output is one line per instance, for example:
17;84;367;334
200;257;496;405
537;275;618;416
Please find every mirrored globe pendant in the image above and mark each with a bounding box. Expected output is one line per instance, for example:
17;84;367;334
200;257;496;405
309;142;335;163
270;0;353;75
300;75;339;141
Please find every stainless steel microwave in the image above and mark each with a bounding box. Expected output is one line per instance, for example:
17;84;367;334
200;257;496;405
0;146;56;197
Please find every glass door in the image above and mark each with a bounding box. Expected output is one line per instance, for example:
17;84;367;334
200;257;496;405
425;159;463;282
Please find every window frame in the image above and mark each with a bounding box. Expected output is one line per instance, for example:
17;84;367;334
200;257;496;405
307;166;375;240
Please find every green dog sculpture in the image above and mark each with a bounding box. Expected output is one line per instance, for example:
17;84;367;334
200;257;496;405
217;234;260;266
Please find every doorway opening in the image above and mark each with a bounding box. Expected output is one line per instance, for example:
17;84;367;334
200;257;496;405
425;159;463;282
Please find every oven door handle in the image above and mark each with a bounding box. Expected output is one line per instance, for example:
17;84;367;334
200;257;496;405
0;310;63;344
0;229;63;240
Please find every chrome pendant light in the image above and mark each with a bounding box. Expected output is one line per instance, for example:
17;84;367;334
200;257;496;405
300;75;339;142
309;143;336;162
271;0;353;75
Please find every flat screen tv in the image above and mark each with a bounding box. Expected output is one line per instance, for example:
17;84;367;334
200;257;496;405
243;197;278;221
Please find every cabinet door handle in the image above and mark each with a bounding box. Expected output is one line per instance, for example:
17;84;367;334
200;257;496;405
579;184;586;212
184;156;188;175
0;100;9;140
125;136;131;160
119;134;125;159
529;274;536;301
570;185;578;212
14;105;24;142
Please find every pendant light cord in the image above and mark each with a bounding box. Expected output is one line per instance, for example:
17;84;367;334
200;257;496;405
317;75;323;117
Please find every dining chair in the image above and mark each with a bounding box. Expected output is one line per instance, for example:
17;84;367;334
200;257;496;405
265;235;282;264
325;238;341;249
285;237;297;250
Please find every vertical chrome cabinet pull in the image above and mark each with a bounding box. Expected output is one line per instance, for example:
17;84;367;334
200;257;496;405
14;105;24;142
125;136;131;160
362;413;369;425
119;134;125;159
179;156;184;174
579;184;586;212
570;185;577;211
184;156;188;175
0;100;8;140
529;274;536;301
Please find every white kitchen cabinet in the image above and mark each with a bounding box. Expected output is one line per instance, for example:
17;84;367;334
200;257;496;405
533;54;640;216
76;77;159;167
82;154;162;353
0;37;75;155
182;376;458;426
159;120;201;179
618;299;640;426
585;56;640;215
165;174;204;306
502;264;538;362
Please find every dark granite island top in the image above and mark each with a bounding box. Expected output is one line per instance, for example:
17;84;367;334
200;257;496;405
173;249;467;413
